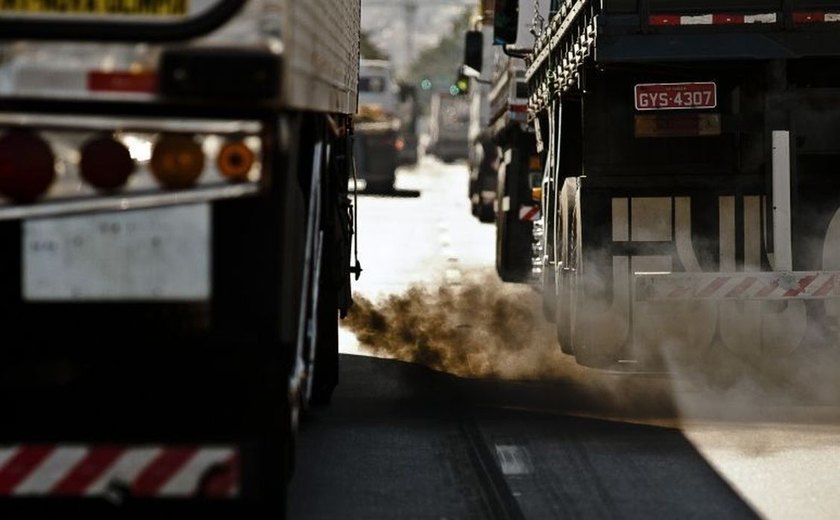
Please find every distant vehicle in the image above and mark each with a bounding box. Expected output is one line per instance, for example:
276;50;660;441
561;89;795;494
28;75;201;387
461;0;546;280
428;92;470;163
464;24;498;224
355;59;401;191
396;83;420;166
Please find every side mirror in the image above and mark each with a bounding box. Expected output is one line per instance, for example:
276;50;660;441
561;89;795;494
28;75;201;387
399;84;416;102
493;0;519;45
464;30;484;74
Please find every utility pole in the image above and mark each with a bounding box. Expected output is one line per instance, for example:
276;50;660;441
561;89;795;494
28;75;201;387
404;1;417;69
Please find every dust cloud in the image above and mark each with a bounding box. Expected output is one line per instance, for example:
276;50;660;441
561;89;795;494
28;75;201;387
342;266;840;426
344;270;563;379
342;269;678;419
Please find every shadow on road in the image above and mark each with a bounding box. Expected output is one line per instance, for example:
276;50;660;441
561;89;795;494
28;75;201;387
356;187;421;198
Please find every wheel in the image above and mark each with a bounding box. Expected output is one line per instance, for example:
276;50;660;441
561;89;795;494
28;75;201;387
309;244;339;406
308;121;347;407
495;143;533;283
478;201;495;223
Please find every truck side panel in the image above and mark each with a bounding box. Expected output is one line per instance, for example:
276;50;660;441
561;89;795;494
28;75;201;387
283;0;360;115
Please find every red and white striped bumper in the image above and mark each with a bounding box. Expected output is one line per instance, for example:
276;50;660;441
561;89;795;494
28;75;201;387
635;271;840;301
0;444;238;498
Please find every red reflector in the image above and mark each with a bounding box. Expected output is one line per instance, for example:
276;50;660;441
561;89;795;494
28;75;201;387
510;104;528;113
649;15;680;26
88;71;157;93
0;129;55;203
793;11;825;23
80;137;135;191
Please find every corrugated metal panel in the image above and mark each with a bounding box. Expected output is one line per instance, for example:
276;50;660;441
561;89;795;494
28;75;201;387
281;0;359;115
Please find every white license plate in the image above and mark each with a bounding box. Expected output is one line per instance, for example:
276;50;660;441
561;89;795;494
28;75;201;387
24;204;210;301
635;82;717;111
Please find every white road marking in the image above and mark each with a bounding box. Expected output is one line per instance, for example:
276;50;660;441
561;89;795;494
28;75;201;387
495;445;533;475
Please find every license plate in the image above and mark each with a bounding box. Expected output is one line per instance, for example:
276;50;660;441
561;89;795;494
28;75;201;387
635;82;717;111
24;204;210;301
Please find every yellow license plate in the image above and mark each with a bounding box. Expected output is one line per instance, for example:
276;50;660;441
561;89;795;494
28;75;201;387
0;0;188;16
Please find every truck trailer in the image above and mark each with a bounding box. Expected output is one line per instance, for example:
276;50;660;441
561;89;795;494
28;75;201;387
512;0;840;369
0;0;359;515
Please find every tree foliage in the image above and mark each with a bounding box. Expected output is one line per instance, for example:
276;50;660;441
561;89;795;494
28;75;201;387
404;7;472;90
361;31;389;60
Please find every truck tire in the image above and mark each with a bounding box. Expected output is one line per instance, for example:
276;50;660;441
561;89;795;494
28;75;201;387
309;208;340;407
496;145;532;282
308;119;350;407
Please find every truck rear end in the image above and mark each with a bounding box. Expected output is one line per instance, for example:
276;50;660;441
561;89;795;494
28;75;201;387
429;92;471;163
527;0;840;368
355;59;401;192
0;0;359;515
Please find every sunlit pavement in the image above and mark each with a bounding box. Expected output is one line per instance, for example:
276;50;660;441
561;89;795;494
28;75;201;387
338;154;840;520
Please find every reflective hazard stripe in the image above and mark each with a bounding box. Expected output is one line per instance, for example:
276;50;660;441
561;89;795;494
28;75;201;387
519;205;540;221
649;12;776;25
636;271;840;301
794;12;840;23
0;445;238;498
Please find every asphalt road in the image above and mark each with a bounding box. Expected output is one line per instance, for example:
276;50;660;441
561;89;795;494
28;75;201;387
289;354;756;519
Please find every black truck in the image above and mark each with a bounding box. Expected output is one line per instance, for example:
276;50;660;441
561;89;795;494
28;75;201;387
501;0;840;369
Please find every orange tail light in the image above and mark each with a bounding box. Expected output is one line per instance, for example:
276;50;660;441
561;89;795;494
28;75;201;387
150;134;204;189
217;141;255;182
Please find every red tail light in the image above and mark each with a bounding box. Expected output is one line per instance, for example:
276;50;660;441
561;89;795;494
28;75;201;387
0;129;55;203
80;136;135;191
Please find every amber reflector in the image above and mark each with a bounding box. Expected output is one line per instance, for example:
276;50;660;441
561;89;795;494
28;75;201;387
150;134;205;189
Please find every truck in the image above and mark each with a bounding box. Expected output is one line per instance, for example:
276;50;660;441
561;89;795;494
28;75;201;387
0;0;359;515
464;16;500;224
396;82;421;167
462;0;549;280
509;0;840;369
428;91;471;163
355;59;401;192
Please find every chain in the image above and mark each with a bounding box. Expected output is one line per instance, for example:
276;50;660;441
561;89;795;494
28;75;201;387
531;0;546;38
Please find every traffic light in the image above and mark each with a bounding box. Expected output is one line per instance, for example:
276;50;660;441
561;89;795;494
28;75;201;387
453;73;470;96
